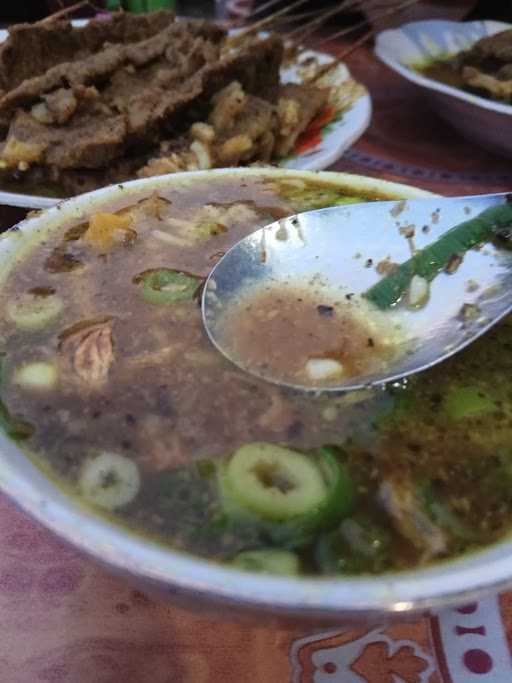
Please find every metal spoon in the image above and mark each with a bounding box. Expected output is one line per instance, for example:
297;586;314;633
201;192;512;392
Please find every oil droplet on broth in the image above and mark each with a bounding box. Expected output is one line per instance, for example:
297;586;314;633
215;282;404;387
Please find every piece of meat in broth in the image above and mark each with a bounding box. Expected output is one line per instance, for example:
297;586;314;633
59;318;114;389
136;414;187;470
379;478;447;562
461;65;512;101
258;386;297;433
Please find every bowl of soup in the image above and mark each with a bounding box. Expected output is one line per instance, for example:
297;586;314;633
374;20;512;158
1;167;512;624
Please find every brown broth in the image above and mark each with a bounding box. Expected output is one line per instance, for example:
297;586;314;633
218;285;396;386
418;61;466;89
0;174;511;576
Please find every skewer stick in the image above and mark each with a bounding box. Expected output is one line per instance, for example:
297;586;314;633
305;0;420;82
322;0;419;47
286;0;360;42
234;0;312;41
41;0;104;24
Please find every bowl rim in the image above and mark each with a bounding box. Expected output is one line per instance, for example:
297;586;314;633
374;19;512;116
3;167;512;620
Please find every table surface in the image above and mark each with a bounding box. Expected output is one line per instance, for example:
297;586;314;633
1;41;512;683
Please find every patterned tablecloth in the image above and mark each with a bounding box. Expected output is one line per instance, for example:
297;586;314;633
1;43;512;683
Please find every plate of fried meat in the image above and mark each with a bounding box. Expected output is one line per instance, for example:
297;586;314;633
0;11;371;208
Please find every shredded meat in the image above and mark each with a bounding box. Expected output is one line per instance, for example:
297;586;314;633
59;319;114;388
126;345;181;369
462;66;512;100
379;479;447;562
258;388;297;432
136;414;187;470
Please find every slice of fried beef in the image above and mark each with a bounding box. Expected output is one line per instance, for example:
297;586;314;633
0;19;225;118
0;11;176;91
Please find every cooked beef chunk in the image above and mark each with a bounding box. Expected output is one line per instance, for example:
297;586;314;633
41;88;79;125
0;11;176;91
2;105;126;170
0;19;225;117
451;29;512;102
459;29;512;66
138;77;328;177
126;35;283;143
462;66;512;101
275;83;329;156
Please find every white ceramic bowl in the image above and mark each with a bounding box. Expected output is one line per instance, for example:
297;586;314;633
4;168;512;625
375;20;512;158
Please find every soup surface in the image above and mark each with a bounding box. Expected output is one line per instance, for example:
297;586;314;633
1;173;512;577
415;29;512;104
214;284;399;387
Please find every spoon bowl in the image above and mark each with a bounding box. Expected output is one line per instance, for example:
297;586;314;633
202;192;512;392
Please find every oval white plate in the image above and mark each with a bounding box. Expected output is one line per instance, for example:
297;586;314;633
0;20;371;208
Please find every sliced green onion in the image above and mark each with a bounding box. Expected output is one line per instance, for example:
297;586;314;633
364;203;512;309
79;452;140;510
0;354;33;439
316;447;355;521
443;385;497;420
0;401;33;440
223;443;328;521
231;549;299;575
13;361;58;390
217;444;355;548
7;291;63;331
136;268;201;305
277;184;363;212
195;222;227;240
315;517;391;575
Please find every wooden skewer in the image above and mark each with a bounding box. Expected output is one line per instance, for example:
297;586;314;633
242;0;387;27
236;0;290;24
321;0;419;47
41;0;104;24
303;0;420;82
269;9;320;29
234;0;312;41
285;0;361;42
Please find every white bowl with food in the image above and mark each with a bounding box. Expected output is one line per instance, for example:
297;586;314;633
375;20;512;158
3;166;512;624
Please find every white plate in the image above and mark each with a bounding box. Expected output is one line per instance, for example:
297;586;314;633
374;20;512;159
0;20;371;209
